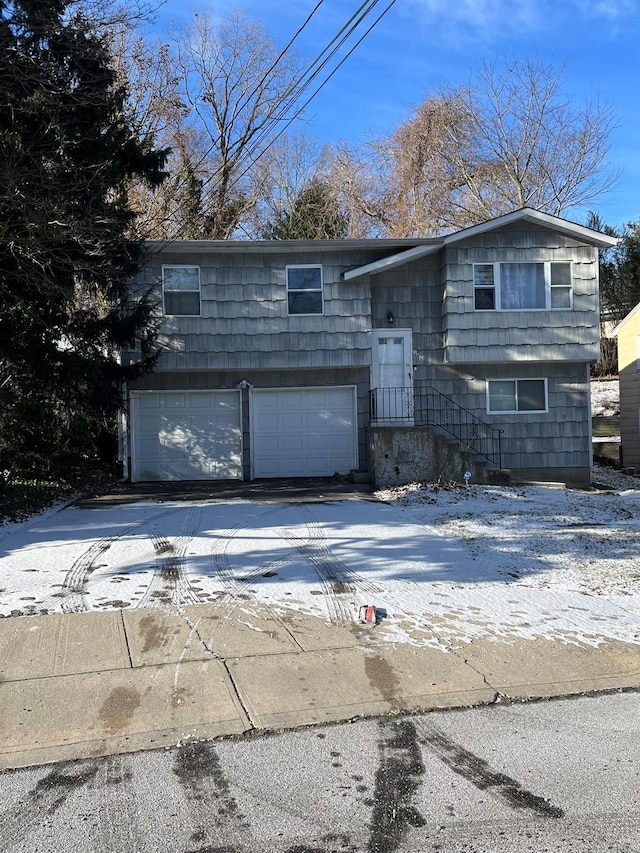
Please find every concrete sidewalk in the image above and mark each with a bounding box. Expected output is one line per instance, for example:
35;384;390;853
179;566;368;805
2;603;640;770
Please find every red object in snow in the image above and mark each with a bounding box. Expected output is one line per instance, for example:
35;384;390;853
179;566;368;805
359;604;377;624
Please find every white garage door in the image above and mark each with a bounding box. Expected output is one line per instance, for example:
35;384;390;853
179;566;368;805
251;387;357;478
130;391;242;482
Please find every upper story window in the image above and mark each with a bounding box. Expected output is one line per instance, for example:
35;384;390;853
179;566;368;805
162;266;201;316
286;265;323;315
487;378;548;414
474;262;572;311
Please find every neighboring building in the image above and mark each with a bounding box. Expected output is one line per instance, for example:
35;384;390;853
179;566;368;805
613;303;640;469
121;208;617;487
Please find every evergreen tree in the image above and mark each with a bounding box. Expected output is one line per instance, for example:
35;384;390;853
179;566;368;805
263;179;349;240
588;213;640;320
0;0;167;482
586;213;640;376
606;224;640;318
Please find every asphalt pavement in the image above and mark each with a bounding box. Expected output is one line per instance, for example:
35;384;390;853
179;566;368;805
3;692;640;852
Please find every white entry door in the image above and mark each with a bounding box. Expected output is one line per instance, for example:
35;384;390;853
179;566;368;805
371;329;413;423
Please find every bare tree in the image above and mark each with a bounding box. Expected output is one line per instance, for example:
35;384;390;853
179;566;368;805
76;0;165;30
324;93;477;237
168;7;304;239
334;58;619;237
106;19;190;238
375;93;472;236
108;23;182;142
106;6;307;239
247;130;335;237
446;58;620;226
321;141;394;238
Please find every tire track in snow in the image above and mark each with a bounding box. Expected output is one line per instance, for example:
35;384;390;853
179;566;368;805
208;503;355;623
277;512;356;624
136;505;205;609
209;504;292;594
47;508;177;613
278;505;432;627
209;502;431;627
203;504;309;638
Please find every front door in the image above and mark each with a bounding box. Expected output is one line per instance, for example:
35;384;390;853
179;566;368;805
371;329;413;423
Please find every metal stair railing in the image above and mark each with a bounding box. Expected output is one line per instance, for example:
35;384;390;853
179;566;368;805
370;386;503;468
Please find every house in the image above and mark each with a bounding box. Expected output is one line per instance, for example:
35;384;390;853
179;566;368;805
613;302;640;469
120;208;617;487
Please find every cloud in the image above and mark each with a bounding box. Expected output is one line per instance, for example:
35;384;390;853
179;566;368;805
579;0;638;20
403;0;639;40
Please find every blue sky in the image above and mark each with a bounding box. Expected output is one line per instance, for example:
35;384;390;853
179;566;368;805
157;0;640;229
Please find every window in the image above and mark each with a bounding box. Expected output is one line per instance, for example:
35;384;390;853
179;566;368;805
286;265;323;315
162;266;201;316
487;378;547;413
550;262;572;308
473;264;496;310
474;262;572;311
636;334;640;370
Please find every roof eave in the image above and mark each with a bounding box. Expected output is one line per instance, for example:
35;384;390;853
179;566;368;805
442;208;619;249
612;302;640;336
144;237;438;254
342;242;443;281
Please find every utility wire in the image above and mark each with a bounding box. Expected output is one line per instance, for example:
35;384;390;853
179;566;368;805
142;0;398;243
222;1;397;182
231;0;399;191
139;0;332;240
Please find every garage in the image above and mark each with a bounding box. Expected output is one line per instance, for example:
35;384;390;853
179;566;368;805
250;387;357;478
130;391;242;482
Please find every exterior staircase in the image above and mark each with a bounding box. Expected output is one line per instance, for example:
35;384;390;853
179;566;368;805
369;386;507;487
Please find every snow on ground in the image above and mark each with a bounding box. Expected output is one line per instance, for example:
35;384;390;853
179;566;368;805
1;469;640;651
591;378;620;417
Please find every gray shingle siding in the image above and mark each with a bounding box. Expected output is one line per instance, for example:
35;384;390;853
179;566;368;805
442;362;592;472
132;249;383;372
126;217;607;484
443;226;600;365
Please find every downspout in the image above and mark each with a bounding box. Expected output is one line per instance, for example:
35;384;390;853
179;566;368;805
587;363;593;479
120;381;130;482
237;380;253;481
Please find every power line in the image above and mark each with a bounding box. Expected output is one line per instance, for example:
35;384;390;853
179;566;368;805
139;0;331;240
231;1;399;192
141;0;398;243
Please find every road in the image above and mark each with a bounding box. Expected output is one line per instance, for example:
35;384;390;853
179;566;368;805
1;691;639;852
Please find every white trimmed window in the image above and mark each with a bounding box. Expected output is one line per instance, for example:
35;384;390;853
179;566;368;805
286;265;323;315
487;378;548;414
474;262;572;311
162;266;201;316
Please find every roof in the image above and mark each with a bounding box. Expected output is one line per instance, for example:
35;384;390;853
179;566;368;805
145;208;618;273
343;208;619;281
145;237;440;254
612;302;640;337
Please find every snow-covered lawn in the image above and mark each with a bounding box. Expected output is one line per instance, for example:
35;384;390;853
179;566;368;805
591;378;620;417
2;474;640;651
